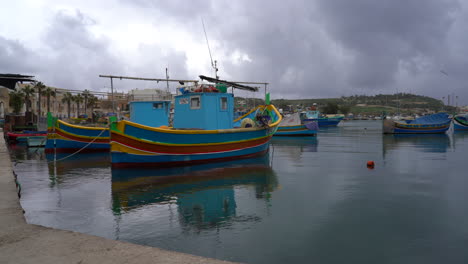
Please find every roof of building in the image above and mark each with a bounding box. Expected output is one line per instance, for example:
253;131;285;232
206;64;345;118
0;73;36;90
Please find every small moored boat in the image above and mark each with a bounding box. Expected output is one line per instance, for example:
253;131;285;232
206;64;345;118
302;110;343;127
274;112;318;136
45;113;110;153
383;112;451;134
26;136;47;147
453;115;468;131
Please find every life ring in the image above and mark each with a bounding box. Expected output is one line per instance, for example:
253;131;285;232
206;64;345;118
241;118;255;128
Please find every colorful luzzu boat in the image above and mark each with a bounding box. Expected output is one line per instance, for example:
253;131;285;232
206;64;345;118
110;77;282;168
383;112;451;134
45;112;110;153
302;110;343;127
274;112;318;136
453;115;468;131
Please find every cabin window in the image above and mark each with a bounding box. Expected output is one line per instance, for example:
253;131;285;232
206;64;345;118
153;103;164;109
190;96;201;109
220;97;228;110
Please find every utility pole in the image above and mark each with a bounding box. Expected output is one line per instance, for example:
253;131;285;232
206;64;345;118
110;77;115;113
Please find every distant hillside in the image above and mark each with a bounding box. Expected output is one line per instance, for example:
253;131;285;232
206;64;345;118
269;93;455;115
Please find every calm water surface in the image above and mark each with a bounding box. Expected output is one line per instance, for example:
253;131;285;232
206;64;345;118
10;121;468;264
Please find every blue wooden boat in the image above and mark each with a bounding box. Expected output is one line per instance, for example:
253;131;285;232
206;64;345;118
383;112;451;134
274;113;318;136
110;77;282;168
453;115;468;131
45;113;110;153
302;110;343;127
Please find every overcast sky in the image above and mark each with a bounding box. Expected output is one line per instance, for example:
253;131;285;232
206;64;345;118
1;0;467;105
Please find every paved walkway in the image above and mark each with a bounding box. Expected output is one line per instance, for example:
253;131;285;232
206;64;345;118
0;129;238;264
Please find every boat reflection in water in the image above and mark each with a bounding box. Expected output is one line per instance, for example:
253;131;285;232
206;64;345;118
270;137;318;162
382;133;451;155
111;154;278;229
46;152;110;176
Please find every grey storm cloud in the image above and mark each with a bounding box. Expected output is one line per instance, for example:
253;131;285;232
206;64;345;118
0;36;40;73
127;0;468;101
2;0;468;103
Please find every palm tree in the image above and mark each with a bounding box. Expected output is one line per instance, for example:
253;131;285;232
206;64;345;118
43;87;56;114
22;85;35;114
61;92;73;118
74;94;83;117
9;90;25;114
34;82;46;117
86;95;99;122
82;89;92;116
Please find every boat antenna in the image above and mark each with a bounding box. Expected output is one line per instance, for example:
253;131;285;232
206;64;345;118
201;18;219;79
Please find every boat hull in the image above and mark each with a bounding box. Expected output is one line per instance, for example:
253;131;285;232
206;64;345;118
303;117;343;127
26;136;47;147
383;119;451;134
45;114;110;153
274;122;318;136
453;116;468;131
111;105;281;168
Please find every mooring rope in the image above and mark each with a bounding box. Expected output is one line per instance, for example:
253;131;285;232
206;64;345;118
48;128;108;163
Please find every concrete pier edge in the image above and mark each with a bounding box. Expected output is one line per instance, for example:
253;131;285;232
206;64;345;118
0;129;239;264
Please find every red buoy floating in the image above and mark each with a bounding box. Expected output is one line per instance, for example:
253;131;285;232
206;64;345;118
367;160;375;169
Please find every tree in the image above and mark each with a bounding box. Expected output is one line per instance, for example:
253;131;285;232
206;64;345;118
73;94;83;116
82;89;91;116
22;85;35;114
339;105;351;116
61;92;73;118
43;87;56;113
34;82;46;117
321;102;339;114
87;95;99;122
9;90;24;114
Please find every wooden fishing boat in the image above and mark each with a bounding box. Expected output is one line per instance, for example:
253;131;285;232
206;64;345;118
26;136;47;147
383;112;451;134
45;113;110;153
274;112;318;136
302;110;343;127
7;131;47;142
110;76;282;168
453;115;468;131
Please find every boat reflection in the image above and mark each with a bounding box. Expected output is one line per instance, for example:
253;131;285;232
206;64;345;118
382;134;451;155
46;152;110;176
7;142;45;162
270;137;318;161
453;130;468;149
270;137;318;152
111;154;278;229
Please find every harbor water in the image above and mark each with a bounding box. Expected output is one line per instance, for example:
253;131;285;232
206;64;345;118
9;120;468;264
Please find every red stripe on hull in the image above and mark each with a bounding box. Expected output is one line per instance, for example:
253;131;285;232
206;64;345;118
111;132;271;154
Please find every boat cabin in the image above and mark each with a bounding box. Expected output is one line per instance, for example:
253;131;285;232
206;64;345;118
129;101;171;127
173;92;234;130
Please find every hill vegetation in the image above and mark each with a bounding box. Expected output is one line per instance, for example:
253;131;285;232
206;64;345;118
268;93;456;115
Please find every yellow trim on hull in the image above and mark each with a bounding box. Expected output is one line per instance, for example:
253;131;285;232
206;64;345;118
58;119;109;131
55;127;109;140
